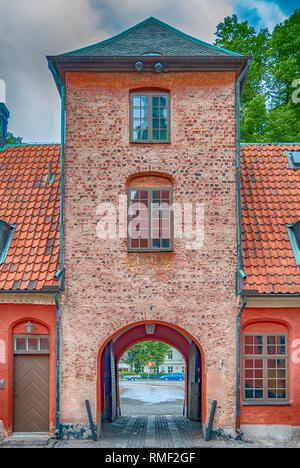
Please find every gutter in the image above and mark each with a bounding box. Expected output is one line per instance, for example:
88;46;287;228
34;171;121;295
236;295;247;437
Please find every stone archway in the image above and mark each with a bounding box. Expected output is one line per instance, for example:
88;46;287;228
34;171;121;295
97;321;204;426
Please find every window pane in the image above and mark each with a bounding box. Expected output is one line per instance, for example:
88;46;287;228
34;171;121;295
162;239;170;248
141;119;148;129
133;96;140;106
160;108;168;118
141;96;148;106
132;130;140;141
140;239;148;248
140;107;148;118
141;130;148;140
28;338;38;351
133;119;141;130
153;118;159;129
15;337;26;351
153;239;161;248
133;108;140;118
160;118;168;129
152;130;159;140
160;130;168;140
152;96;159;106
40;337;50;351
140;191;148;200
131;239;139;248
160;96;167;106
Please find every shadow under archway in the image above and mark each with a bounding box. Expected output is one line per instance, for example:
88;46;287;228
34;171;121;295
98;321;204;426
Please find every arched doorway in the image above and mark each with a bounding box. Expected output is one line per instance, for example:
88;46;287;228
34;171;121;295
97;321;204;427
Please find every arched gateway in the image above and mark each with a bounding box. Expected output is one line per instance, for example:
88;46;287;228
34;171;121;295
97;321;205;426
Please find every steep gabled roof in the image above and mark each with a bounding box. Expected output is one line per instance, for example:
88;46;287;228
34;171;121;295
241;143;300;295
0;144;60;292
61;17;242;58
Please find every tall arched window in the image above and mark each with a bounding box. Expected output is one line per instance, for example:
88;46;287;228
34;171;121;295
128;175;173;251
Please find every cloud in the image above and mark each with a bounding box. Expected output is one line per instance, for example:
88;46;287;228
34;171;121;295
250;1;287;31
0;0;236;142
233;0;287;32
0;0;106;142
93;0;234;43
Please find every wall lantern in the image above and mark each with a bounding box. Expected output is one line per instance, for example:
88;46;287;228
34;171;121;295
25;321;34;334
145;323;155;335
153;61;163;73
134;61;144;72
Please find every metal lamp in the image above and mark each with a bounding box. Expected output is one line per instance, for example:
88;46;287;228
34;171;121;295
25;320;34;334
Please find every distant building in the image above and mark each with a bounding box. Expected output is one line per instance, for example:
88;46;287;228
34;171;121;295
160;347;185;374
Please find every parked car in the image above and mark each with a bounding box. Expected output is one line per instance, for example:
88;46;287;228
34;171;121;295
160;373;184;381
123;375;141;381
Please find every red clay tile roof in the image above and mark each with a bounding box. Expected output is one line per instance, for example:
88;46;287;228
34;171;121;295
241;143;300;295
0;144;60;291
1;142;299;295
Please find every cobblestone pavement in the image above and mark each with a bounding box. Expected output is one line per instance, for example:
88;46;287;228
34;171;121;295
49;416;299;449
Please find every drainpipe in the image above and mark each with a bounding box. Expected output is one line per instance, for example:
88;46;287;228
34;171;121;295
235;59;251;437
236;59;251;295
236;295;247;437
47;58;66;438
54;292;61;438
47;58;65;273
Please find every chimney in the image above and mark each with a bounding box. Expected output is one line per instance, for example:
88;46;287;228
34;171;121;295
0;102;9;148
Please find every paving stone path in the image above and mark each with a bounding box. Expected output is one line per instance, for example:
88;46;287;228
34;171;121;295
1;417;300;448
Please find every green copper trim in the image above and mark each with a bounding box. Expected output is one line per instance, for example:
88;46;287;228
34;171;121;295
287;220;300;266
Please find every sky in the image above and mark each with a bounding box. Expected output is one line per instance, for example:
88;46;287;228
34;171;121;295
0;0;298;143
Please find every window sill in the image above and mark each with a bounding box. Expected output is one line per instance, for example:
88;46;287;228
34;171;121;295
243;401;291;406
127;249;174;253
129;140;171;144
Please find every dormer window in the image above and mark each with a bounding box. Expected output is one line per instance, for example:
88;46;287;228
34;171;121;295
0;219;16;264
130;91;170;143
286;151;300;169
287;219;300;266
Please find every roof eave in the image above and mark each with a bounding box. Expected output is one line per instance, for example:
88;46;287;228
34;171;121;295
242;289;300;297
47;54;252;85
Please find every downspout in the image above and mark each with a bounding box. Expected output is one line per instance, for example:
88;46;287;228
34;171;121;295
236;59;251;294
47;58;66;437
235;59;251;437
236;295;247;437
54;292;61;438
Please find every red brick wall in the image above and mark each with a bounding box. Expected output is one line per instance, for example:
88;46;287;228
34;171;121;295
61;70;238;433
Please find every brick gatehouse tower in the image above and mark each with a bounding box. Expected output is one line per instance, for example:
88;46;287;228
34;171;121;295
1;17;300;442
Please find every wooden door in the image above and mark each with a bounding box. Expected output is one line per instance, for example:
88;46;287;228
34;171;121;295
13;352;49;432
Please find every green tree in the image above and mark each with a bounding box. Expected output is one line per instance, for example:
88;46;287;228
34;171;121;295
6;132;22;144
124;341;171;373
214;10;300;142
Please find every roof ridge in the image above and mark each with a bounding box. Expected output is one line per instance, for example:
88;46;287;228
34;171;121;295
61;16;242;57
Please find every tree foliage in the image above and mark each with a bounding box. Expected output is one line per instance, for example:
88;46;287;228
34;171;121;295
122;341;171;373
6;132;22;144
214;9;300;142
